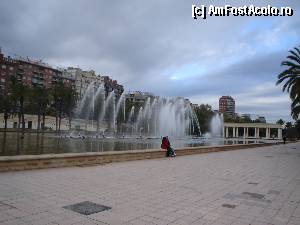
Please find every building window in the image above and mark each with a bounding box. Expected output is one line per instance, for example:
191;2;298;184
9;67;13;71
1;65;6;69
0;78;5;83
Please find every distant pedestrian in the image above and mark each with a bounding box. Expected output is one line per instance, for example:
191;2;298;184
283;135;287;144
161;136;176;157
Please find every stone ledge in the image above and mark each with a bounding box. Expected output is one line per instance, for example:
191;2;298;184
0;143;276;172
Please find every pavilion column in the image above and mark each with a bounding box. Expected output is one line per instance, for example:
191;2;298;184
266;128;270;139
226;127;228;138
243;127;246;138
257;128;260;138
223;126;225;138
278;128;282;139
233;127;236;138
254;128;257;138
236;127;239;137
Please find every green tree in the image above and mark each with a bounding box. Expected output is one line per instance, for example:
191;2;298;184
52;82;77;131
240;116;252;123
253;119;264;123
29;86;51;130
285;121;293;129
276;46;300;119
0;92;11;130
62;86;77;130
52;82;65;131
10;76;29;132
193;104;214;134
276;119;285;125
223;114;236;123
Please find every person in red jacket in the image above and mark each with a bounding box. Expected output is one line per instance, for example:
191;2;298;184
161;136;176;157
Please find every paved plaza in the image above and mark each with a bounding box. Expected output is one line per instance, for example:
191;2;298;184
0;143;300;225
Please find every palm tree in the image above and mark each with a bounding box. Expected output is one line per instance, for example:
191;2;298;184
62;86;77;130
276;46;300;119
0;92;11;130
52;82;77;131
52;82;64;131
10;76;28;132
29;86;50;130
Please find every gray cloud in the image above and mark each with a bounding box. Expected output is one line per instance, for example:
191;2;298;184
0;0;299;122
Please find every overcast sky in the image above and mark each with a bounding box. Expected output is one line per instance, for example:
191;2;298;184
0;0;299;122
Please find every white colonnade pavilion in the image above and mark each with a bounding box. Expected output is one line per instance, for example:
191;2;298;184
223;123;283;139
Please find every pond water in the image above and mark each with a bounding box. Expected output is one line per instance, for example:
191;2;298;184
0;132;268;156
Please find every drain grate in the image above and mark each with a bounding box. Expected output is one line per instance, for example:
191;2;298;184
63;201;111;215
222;204;236;209
242;192;264;199
223;193;271;205
248;182;259;185
264;156;274;158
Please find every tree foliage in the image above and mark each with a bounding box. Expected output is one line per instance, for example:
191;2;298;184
0;77;77;131
193;104;214;134
276;119;285;125
276;46;300;120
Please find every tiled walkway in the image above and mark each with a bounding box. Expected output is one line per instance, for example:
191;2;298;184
0;142;299;225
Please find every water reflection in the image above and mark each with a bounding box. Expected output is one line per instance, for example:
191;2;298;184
0;132;269;156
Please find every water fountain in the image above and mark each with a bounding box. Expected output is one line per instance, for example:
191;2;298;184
124;97;201;138
73;82;201;138
209;113;224;137
2;85;268;157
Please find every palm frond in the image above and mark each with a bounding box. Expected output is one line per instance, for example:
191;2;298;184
291;105;300;120
290;80;300;98
293;46;300;56
284;78;296;92
289;49;300;59
291;97;300;108
277;68;296;83
281;61;300;69
287;55;300;65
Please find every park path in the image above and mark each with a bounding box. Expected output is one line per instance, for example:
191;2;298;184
0;142;299;225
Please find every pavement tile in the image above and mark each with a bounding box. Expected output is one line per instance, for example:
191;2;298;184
0;142;299;225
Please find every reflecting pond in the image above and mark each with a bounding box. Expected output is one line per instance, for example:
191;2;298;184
0;132;269;156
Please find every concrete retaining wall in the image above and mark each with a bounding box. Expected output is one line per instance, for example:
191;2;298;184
0;143;277;172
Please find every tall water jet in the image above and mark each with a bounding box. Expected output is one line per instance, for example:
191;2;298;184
127;106;135;135
150;98;158;136
94;84;105;131
115;92;125;124
75;81;95;117
136;107;143;135
143;98;151;134
127;106;135;123
210;113;223;137
99;91;114;123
